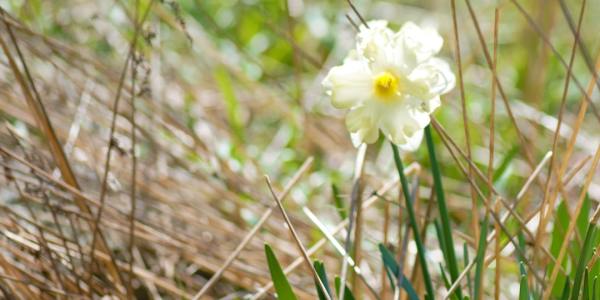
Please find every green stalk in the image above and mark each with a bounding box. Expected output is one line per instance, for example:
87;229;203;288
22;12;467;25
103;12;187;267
473;216;489;300
424;125;463;299
570;223;597;300
391;143;435;299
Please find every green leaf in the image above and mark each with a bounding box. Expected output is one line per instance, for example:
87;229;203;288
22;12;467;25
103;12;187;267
439;263;451;288
424;126;462;299
518;262;529;300
583;269;590;300
571;224;597;300
592;276;597;300
313;261;332;300
560;278;570;300
392;142;434;299
378;243;419;300
492;145;519;184
549;201;570;297
264;244;298;300
474;217;489;300
331;184;347;220
463;243;472;298
577;195;591;247
435;220;447;259
214;67;244;143
517;231;527;262
334;276;355;300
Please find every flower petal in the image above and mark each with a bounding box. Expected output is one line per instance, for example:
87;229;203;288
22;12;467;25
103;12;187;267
421;96;441;114
345;106;380;145
322;59;373;109
407;57;455;100
356;20;395;62
345;105;375;131
379;104;429;150
395;22;443;65
397;129;424;152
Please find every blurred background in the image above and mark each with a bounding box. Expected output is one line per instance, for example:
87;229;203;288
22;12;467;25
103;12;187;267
0;0;599;299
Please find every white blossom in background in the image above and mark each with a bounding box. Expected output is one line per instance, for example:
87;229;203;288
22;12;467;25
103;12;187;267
322;20;455;151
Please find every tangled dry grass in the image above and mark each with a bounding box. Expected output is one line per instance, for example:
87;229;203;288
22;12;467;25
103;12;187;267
0;0;600;299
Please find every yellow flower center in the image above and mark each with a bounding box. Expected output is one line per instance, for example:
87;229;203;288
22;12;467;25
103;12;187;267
373;72;400;100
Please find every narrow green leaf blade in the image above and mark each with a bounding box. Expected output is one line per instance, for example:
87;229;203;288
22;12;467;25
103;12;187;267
425;126;462;299
264;244;298;300
492;145;519;184
560;277;570;300
518;262;529;300
392;142;434;299
583;269;590;300
334;276;355;300
313;261;332;300
331;184;347;220
474;217;489;300
378;243;419;300
214;67;244;142
570;223;597;300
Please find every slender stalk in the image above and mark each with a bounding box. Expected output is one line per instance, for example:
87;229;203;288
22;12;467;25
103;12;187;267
391;143;434;299
339;143;366;300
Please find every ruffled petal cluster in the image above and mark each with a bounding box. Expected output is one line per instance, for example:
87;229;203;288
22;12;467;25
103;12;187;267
323;20;455;150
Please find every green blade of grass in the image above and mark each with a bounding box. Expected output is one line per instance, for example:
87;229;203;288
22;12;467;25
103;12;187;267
264;244;298;300
439;263;451;289
492;144;519;184
391;142;435;299
424;125;462;299
214;67;244;143
560;278;571;300
438;263;462;300
592;276;597;300
583;269;590;300
517;231;527;262
570;222;597;300
313;261;332;300
331;184;347;220
435;220;448;257
473;216;489;300
463;243;473;298
518;262;529;300
576;196;591;246
334;276;355;300
378;243;419;300
549;201;570;297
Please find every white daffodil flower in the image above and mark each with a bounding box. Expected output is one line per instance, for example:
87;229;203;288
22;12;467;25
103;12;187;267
323;20;455;151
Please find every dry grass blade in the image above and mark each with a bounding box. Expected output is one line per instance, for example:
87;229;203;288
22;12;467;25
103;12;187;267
2;1;599;299
533;0;587;266
0;10;125;291
450;0;479;243
86;0;154;281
